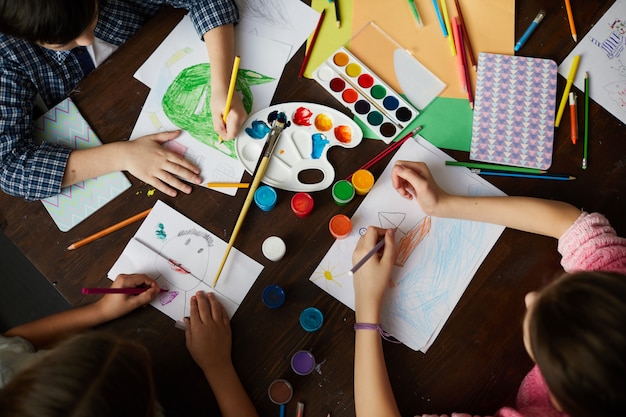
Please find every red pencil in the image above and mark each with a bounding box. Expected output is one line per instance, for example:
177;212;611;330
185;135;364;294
82;287;168;295
346;126;422;181
298;9;326;78
453;0;477;70
457;20;474;109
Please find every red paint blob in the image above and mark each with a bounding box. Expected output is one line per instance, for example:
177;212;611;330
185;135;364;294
342;89;358;103
358;73;374;88
330;77;345;92
292;106;313;126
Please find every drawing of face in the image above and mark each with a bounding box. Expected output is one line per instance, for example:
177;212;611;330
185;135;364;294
611;19;626;35
156;229;213;291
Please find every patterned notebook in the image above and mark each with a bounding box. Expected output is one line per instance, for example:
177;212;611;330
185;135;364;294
34;98;131;232
470;53;557;170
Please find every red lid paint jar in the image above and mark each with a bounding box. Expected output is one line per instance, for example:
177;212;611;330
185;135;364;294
331;180;355;206
329;214;352;239
291;192;314;218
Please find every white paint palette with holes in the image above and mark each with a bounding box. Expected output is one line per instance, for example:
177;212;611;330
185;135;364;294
235;102;363;192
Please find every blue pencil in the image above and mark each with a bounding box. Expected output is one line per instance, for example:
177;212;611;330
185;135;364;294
432;0;448;36
514;10;546;52
472;169;575;181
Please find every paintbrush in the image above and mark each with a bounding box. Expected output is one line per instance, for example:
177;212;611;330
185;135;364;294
212;114;286;287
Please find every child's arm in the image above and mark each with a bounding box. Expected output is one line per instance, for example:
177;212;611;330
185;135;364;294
62;131;202;198
203;23;247;141
391;161;582;239
352;227;402;417
184;291;258;417
3;274;160;348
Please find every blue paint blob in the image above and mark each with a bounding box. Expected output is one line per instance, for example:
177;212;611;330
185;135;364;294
267;110;291;128
311;133;330;159
245;120;271;139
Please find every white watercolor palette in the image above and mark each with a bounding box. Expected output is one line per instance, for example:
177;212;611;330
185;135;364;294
235;102;363;192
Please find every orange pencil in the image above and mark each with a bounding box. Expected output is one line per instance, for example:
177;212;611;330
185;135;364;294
564;0;577;42
67;208;152;250
453;0;477;70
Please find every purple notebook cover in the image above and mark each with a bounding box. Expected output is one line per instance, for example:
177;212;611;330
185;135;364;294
470;53;557;170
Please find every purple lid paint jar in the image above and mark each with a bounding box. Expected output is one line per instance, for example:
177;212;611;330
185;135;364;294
290;350;315;375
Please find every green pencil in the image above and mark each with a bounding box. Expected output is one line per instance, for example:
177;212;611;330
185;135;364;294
583;71;589;170
445;161;546;174
408;0;423;27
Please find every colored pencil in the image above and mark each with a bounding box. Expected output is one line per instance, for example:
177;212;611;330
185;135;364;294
569;92;578;145
432;0;448;36
349;238;386;275
514;10;546;52
67;208;152;250
82;287;168;295
206;182;250;188
298;9;326;78
346;126;422;181
408;0;423;27
555;55;580;127
439;0;456;55
452;17;473;109
453;0;477;69
331;0;341;28
445;161;546;174
583;71;589;169
472;170;575;181
218;55;240;142
564;0;577;42
458;21;474;108
212;116;286;287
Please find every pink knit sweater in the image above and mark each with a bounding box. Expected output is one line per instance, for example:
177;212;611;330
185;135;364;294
419;212;626;417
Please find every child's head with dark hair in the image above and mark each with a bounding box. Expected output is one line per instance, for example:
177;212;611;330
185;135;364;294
526;271;626;417
0;0;98;45
0;331;157;417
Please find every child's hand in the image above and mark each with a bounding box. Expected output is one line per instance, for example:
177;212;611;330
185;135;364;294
97;274;160;321
211;92;246;141
184;291;233;376
125;131;202;197
352;227;396;323
391;161;447;216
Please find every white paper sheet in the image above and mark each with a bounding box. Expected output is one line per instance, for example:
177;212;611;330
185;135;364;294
560;1;626;126
108;200;264;321
309;136;506;352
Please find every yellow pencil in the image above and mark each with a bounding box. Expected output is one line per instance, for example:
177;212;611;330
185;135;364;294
219;55;240;142
555;55;580;127
440;0;456;56
67;208;152;250
206;182;250;188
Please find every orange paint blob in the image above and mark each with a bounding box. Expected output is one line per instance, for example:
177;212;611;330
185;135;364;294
334;125;352;143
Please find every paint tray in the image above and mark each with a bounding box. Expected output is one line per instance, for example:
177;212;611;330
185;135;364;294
312;22;444;143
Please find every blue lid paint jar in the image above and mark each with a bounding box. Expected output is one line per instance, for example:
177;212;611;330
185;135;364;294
254;185;278;211
262;284;285;308
299;307;323;332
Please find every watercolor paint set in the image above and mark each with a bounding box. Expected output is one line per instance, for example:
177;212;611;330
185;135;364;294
236;102;362;192
313;46;419;143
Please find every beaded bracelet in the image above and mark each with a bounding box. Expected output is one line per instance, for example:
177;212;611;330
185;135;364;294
353;323;401;343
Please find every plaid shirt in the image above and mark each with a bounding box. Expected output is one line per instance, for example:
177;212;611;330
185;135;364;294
0;0;238;200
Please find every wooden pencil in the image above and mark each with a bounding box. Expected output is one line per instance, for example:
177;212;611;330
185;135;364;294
67;208;152;250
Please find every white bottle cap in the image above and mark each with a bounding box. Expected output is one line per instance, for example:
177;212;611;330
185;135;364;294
262;236;286;261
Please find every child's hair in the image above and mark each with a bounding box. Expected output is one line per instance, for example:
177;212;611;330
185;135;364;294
529;271;626;417
0;331;157;417
0;0;98;44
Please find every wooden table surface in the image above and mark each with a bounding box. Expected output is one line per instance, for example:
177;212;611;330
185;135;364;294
1;1;623;416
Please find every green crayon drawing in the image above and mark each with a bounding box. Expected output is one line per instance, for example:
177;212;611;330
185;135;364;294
162;63;274;157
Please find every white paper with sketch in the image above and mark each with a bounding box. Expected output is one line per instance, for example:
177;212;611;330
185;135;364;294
108;200;264;321
233;0;321;61
310;136;506;352
560;1;626;125
131;15;291;195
